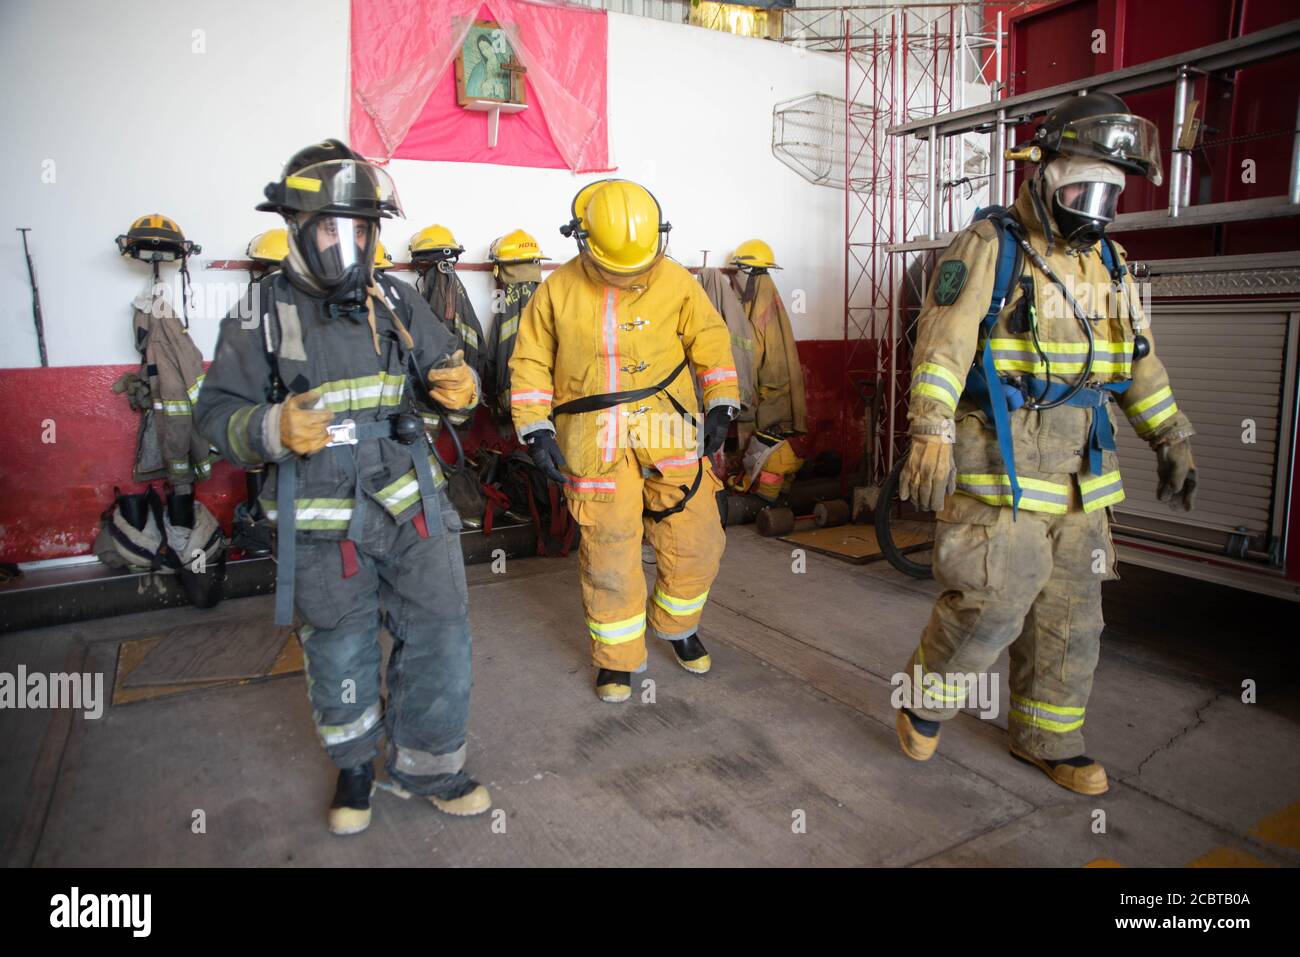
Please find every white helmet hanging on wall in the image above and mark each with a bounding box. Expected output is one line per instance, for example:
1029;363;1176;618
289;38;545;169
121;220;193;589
257;138;404;305
1016;92;1163;250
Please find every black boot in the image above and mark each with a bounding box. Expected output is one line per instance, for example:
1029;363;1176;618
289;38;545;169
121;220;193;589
328;763;375;836
595;668;632;703
669;634;712;675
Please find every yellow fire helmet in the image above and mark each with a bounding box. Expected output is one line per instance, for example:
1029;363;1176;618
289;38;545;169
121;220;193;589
374;240;393;270
247;228;289;264
409;224;464;260
489;228;549;263
561;179;670;276
731;239;780;270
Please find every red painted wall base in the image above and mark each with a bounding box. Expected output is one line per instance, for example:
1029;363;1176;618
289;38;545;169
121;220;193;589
0;338;854;563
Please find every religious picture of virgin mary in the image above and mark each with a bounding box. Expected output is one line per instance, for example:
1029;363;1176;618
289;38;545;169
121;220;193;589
458;22;519;103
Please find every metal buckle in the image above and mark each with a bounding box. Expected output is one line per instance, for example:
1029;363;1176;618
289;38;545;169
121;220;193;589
326;419;358;447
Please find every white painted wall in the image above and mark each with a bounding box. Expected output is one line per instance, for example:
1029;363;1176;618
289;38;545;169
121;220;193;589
1;0;844;368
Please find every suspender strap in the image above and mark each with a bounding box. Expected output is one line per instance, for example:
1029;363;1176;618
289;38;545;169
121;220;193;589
643;460;704;523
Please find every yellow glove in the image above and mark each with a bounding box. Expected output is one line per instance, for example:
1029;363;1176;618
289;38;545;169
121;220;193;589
426;349;478;410
280;391;333;456
898;433;955;513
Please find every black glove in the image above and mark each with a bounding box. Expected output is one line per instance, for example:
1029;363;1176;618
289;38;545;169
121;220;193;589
700;406;735;458
526;429;569;485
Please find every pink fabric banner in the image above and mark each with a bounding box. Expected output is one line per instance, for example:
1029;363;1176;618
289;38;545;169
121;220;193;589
349;0;610;172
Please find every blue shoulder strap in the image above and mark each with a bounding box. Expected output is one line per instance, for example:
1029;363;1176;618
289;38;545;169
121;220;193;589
963;206;1023;512
1098;237;1123;281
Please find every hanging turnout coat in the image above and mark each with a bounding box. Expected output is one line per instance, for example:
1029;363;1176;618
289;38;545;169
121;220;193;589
126;284;214;488
730;271;808;435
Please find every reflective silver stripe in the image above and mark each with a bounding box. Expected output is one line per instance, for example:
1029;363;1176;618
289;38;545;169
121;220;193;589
1009;697;1085;732
914;371;960;401
1127;392;1175;428
956;480;1069;507
317;702;381;746
393;741;467;777
1080;474;1123;505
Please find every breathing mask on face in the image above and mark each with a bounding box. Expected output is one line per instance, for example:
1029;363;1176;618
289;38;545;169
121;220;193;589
1040;155;1127;251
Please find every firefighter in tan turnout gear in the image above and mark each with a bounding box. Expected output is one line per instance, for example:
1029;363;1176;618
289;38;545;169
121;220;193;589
510;179;741;703
893;93;1197;795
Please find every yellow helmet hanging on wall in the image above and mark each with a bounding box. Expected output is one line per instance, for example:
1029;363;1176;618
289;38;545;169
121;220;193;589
490;228;548;263
731;239;780;270
374;241;393;270
116;214;200;262
247;228;289;264
409;224;464;260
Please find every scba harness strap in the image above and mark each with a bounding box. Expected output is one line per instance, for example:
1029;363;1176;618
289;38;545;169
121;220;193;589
552;355;705;522
962;206;1129;514
261;273;442;626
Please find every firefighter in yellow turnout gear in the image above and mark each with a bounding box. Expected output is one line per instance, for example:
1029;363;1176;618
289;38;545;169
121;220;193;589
894;94;1197;795
510;180;740;702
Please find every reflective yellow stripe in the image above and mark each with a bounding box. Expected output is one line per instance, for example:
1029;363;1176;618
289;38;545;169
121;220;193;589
227;404;258;464
1079;469;1125;512
916;361;963;393
588;613;646;646
374;456;447;517
915;646;966;702
499;315;520;340
187;374;205;403
1124;385;1178;435
955;473;1070;514
652;587;709;617
314;373;406;412
990;338;1132;376
1009;694;1085;733
285;174;321;192
262;498;354;530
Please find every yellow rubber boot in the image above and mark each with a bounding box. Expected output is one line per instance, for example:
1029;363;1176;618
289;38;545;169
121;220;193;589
670;635;711;675
596;668;632;703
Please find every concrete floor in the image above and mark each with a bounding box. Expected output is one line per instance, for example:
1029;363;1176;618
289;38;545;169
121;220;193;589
2;525;1298;867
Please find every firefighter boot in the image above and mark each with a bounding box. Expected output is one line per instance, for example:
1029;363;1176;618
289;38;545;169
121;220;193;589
328;763;375;836
1010;746;1109;795
896;708;941;761
670;634;712;675
427;772;493;817
596;668;632;703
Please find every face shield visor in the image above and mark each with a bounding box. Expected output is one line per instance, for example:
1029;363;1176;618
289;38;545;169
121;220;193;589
1059;113;1163;186
296;214;379;300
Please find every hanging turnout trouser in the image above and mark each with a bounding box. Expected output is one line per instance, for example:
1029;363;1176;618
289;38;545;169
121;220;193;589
904;483;1118;760
566;448;726;672
292;491;472;796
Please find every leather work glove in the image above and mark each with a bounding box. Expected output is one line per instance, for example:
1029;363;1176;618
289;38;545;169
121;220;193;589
1155;437;1197;511
279;391;333;456
899;432;956;513
526;429;569;486
426;349;478;410
700;406;735;458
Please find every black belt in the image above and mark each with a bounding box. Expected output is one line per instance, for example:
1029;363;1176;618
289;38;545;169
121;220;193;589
552;356;703;523
552;357;694;422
